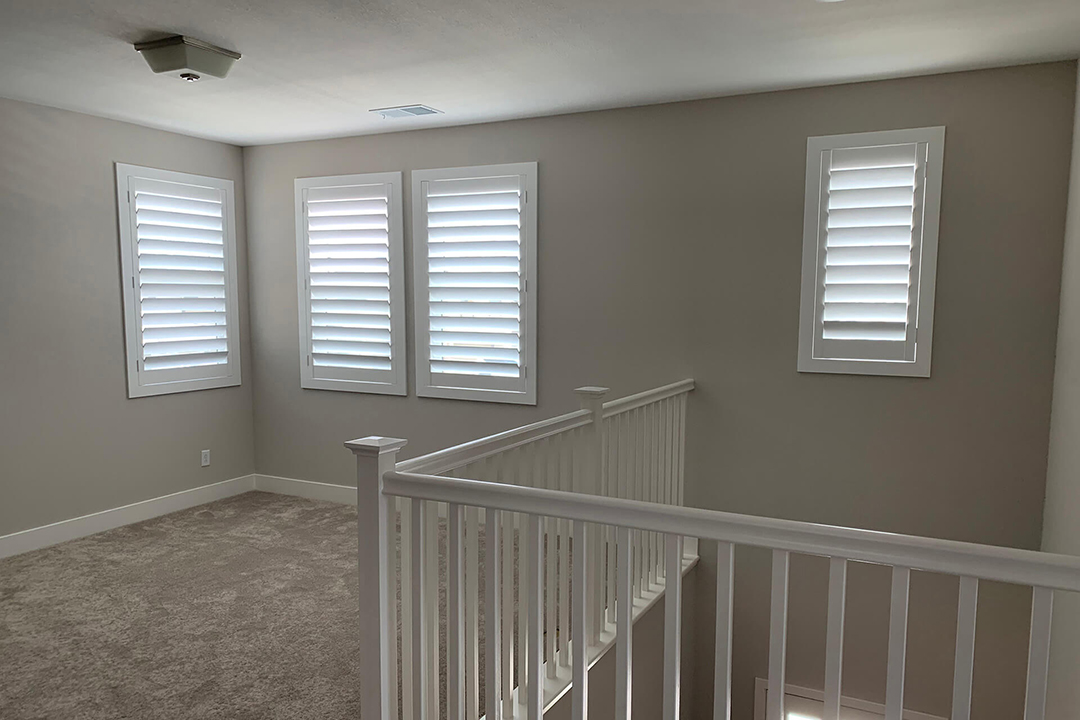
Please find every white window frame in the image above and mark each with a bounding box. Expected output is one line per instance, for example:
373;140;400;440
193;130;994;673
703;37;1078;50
412;162;538;405
797;127;945;377
295;172;407;395
116;163;242;398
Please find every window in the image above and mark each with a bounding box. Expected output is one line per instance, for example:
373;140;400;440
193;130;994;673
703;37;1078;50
797;127;945;377
412;162;537;404
115;164;241;397
295;172;406;395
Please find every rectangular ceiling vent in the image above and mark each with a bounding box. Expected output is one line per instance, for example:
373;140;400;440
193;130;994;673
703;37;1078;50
371;104;443;120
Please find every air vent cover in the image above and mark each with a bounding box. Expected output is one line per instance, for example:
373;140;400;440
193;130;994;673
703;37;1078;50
371;105;443;119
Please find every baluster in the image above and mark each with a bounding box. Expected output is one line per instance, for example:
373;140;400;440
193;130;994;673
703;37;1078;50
824;558;847;720
616;525;634;720
648;403;658;588
606;418;617;625
545;440;558;680
612;413;629;629
573;519;589;720
487;508;503;720
885;567;911;720
401;498;415;720
676;393;687;506
426;501;439;720
527;514;545;720
559;436;572;668
388;496;401;720
713;542;734;720
448;503;465;720
766;550;790;720
502;456;516;719
466;504;481;720
1024;587;1054;720
657;402;667;582
665;397;675;503
413;499;430;720
633;410;643;599
656;399;665;578
518;447;534;711
576;386;608;646
951;576;978;720
663;534;684;720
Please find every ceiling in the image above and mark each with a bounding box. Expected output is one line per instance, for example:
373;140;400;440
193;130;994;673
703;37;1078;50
1;0;1077;146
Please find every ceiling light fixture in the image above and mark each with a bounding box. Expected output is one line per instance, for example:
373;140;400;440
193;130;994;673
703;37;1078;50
370;104;444;119
134;35;241;80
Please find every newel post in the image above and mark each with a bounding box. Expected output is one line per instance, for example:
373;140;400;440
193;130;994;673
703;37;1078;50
346;435;407;720
574;386;609;495
575;386;609;644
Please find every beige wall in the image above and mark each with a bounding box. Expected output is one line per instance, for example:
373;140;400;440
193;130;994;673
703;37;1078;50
1042;67;1080;720
0;97;255;536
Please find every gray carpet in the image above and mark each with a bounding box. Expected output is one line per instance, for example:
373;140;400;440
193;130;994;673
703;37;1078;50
0;492;365;720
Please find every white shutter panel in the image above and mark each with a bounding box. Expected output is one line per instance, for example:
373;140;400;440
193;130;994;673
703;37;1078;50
818;142;922;360
116;165;241;397
413;163;537;404
798;128;945;377
295;173;406;394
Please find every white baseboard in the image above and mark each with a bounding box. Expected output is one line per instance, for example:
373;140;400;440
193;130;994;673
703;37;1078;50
0;475;256;560
252;474;355;505
0;472;361;560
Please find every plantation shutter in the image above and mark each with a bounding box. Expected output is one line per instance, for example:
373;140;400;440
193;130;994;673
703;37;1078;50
413;163;537;404
798;128;945;377
295;173;406;395
116;165;241;397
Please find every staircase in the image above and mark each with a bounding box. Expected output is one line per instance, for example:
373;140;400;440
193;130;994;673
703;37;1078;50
348;379;1080;720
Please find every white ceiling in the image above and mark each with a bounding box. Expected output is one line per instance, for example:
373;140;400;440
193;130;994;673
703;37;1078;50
1;0;1077;146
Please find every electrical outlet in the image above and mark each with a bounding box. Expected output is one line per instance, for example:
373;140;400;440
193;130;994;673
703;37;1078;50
201;449;210;467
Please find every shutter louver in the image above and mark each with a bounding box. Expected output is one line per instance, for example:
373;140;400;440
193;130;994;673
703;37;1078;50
798;128;945;377
426;176;523;383
132;178;230;373
414;163;537;404
296;173;406;394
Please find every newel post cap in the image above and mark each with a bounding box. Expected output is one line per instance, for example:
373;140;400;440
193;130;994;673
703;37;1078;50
574;386;610;397
345;436;408;457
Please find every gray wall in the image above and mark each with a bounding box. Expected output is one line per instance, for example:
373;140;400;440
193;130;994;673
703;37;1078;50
245;61;1076;719
683;63;1076;720
243;115;694;479
546;570;697;720
1042;68;1080;720
0;97;255;536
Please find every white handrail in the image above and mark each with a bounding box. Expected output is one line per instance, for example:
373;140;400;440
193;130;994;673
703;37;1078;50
383;471;1080;592
602;379;695;418
395;379;695;476
396;409;591;475
350;377;1069;720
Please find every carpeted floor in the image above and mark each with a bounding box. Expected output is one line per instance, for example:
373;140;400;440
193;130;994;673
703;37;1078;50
0;492;367;719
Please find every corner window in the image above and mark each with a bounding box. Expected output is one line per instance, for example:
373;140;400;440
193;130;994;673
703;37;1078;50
116;164;241;397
